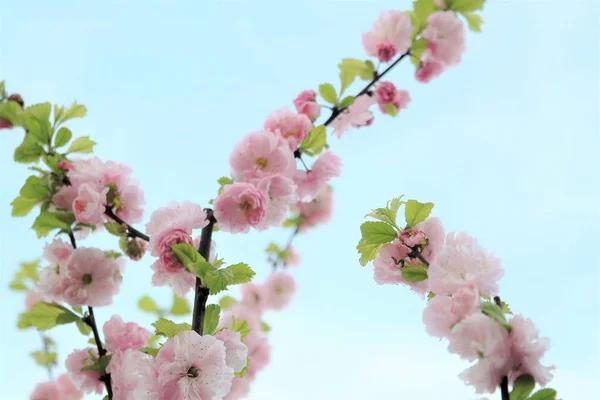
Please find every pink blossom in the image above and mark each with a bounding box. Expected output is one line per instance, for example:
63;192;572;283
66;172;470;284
428;232;504;297
0;119;14;129
30;375;83;400
375;82;411;115
224;376;252;400
240;283;267;312
362;10;413;62
415;216;446;263
448;314;511;394
107;349;153;400
263;272;296;310
30;381;60;400
213;182;269;234
62;247;123;307
36;264;67;302
244;331;271;378
330;94;377;137
72;183;109;225
65;348;104;394
229;130;296;182
422;282;480;338
264;107;313;151
508;315;554;385
220;302;262;333
296;186;334;231
25;290;39;310
422;11;466;66
215;329;249;373
103;315;151;353
51;185;77;211
43;238;73;265
399;228;427;248
415;56;446;83
57;160;73;171
145;201;207;236
293;90;321;122
122;237;147;261
294;151;342;202
253;174;297;229
147;330;234;400
372;240;429;294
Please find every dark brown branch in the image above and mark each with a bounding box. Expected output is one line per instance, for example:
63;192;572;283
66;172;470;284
494;296;510;400
191;209;216;335
104;206;150;242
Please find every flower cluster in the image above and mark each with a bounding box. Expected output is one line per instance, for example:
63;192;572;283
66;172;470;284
30;374;83;400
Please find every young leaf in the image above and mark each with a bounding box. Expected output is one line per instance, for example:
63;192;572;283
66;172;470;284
67;136;96;154
19;175;50;200
449;0;485;13
339;95;355;108
300;125;327;156
383;104;398;117
401;266;428;282
76;320;92;336
30;351;57;367
360;221;398;245
170;293;191;316
55;102;87;125
203;268;233;295
217;176;233;195
463;12;483;32
365;208;398;228
481;302;511;331
152;318;192;338
21;302;80;330
138;296;159;313
0;100;23;125
203;304;221;335
410;38;428;67
140;347;159;357
230;318;250;340
528;388;557;400
171;243;204;266
510;374;535;400
54;127;73;147
104;222;127;236
404;200;434;227
318;83;338;105
219;295;237;310
187;260;214;279
261;321;271;333
223;263;255;285
23;103;52;144
31;211;74;238
14;133;45;163
356;238;383;267
11;196;40;217
9;280;28;291
338;58;375;81
339;69;355;96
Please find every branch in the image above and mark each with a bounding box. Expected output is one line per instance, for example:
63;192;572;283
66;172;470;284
39;332;54;380
270;226;300;270
494;296;510;400
191;209;216;334
67;231;113;399
104;206;150;242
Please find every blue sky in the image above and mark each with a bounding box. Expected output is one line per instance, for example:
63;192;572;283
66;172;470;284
1;1;598;399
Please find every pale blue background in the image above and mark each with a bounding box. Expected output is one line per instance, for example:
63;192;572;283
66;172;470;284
1;1;598;399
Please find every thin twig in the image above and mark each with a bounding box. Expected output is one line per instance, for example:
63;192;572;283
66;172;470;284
191;209;216;335
104;206;150;242
494;296;510;400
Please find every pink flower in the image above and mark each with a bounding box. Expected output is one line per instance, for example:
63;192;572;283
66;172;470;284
57;160;73;171
122;237;147;261
0;119;14;129
72;183;109;225
146;201;207;296
263;272;296;310
103;315;151;353
146;330;234;400
422;282;480;338
448;314;511;394
43;239;73;265
219;302;262;333
240;283;267;312
362;10;413;62
293;90;321;122
330;94;377;137
422;11;466;66
508;315;554;385
213;182;269;234
428;232;504;297
296;186;334;231
215;329;249;373
107;349;153;400
229;130;296;182
264;107;313;151
36;264;67;302
253;174;297;229
415;216;446;263
399;228;427;248
372;240;429;294
52;185;77;210
30;382;59;400
30;375;83;400
25;291;39;310
62;247;123;307
415;55;446;83
294;151;342;202
244;331;271;378
224;376;252;400
375;82;411;115
65;348;105;394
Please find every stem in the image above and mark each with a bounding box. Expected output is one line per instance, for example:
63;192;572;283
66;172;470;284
494;296;510;400
39;332;54;380
68;231;113;398
104;206;150;242
409;247;430;266
271;226;300;270
191;209;216;335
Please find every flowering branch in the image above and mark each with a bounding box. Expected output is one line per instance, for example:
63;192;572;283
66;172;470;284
191;209;216;335
494;296;510;400
39;332;54;380
104;206;150;242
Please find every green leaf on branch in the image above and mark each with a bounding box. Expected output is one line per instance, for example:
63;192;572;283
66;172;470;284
357;238;383;267
427;292;436;300
410;38;428;67
14;133;45;163
360;221;398;245
339;69;355;96
0;100;24;125
9;280;28;291
384;104;399;117
20;302;80;331
510;374;536;400
138;296;159;313
318;83;338;105
217;176;233;195
463;12;483;32
14;259;39;282
31;210;74;238
11;196;40;217
339;95;355;108
219;295;237;310
67;136;96;154
188;260;213;280
23;103;52;144
12;175;50;217
54;127;73;147
410;0;437;38
528;388;557;400
338;58;375;81
54;102;87;126
170;293;191;316
223;263;255;285
152;318;191;338
76;320;92;336
104;222;127;237
140;347;159;357
481;302;511;331
235;363;249;378
30;351;57;367
171;243;204;266
365;196;404;229
203;268;233;295
449;0;485;13
203;304;221;335
261;321;271;333
81;354;112;373
404;199;434;227
401;266;428;282
299;125;327;156
230;317;250;340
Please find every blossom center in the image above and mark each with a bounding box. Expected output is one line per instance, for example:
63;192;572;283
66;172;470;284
82;274;93;285
255;157;268;169
240;200;252;212
187;365;200;378
282;131;296;138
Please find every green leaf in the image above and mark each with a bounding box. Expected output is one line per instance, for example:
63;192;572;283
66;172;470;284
31;211;74;238
450;0;485;13
152;318;192;339
481;302;511;331
138;296;159;313
338;58;375;81
203;304;221;335
15;260;40;281
67;136;96;154
463;12;483;32
104;250;122;259
501;300;513;315
14;133;45;163
11;196;40;217
404;200;434;227
0;100;23;125
383;104;398;117
265;242;280;255
261;321;271;333
427;292;436;300
360;221;398;245
510;374;535;400
413;0;437;20
21;302;80;331
365;208;398;228
223;263;255;285
219;295;237;310
410;38;428;67
76;320;92;336
299;125;327;156
401;266;428;282
140;347;159;357
104;222;127;236
9;280;28;291
203;268;233;295
318;83;338;105
80;354;112;373
30;351;57;367
235;362;249;378
357;238;383;267
528;388;557;400
188;260;214;280
54;127;72;147
230;318;250;340
170;293;191;316
55;102;87;126
171;243;204;267
217;176;234;195
339;69;355;96
20;175;50;200
23;103;52;144
339;95;355;108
